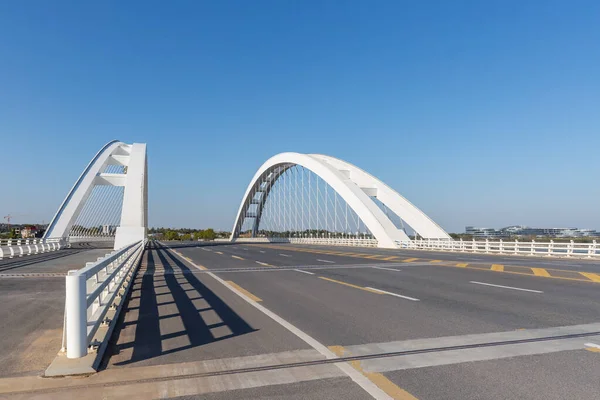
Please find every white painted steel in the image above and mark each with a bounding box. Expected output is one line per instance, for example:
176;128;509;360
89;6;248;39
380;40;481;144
0;238;64;259
64;239;146;359
231;152;450;248
398;238;600;259
44;140;147;250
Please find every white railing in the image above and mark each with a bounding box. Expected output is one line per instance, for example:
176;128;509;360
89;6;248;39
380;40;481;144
397;238;600;258
0;237;65;260
232;237;379;247
64;239;146;359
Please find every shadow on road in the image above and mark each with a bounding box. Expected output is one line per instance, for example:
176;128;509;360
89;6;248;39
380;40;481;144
0;249;85;273
103;243;256;368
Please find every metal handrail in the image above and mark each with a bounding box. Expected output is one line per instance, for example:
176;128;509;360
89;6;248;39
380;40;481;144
396;238;599;258
64;239;146;359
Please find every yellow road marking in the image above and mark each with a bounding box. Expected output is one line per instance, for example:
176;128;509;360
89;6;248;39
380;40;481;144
225;281;262;302
491;264;504;272
195;264;207;270
251;245;600;284
231;255;245;260
363;255;386;259
383;256;399;260
319;277;382;294
215;251;223;255
256;261;274;267
531;268;550;277
586;347;600;353
403;258;419;262
328;345;419;400
580;272;600;282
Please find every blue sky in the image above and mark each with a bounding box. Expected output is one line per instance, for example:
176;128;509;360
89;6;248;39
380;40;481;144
1;1;599;232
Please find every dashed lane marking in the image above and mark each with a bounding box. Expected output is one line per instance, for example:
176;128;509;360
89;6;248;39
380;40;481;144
279;254;291;257
585;342;600;353
231;255;245;260
250;244;600;284
317;259;336;263
255;261;274;267
294;269;315;275
470;281;543;294
224;280;262;302
215;251;223;255
365;287;420;301
371;266;402;272
319;277;382;294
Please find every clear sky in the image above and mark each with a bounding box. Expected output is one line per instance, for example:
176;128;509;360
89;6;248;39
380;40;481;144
1;1;599;233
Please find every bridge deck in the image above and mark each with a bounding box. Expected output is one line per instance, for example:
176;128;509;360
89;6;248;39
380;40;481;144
1;243;599;399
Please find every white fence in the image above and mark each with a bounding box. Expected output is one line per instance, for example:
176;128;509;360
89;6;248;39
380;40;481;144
0;237;65;260
398;238;600;259
64;239;146;359
231;237;379;247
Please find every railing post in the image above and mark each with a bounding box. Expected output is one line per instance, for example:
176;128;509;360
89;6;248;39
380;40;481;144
485;239;489;253
514;239;518;255
590;240;596;258
530;240;535;256
499;239;503;254
568;240;574;257
548;240;554;256
66;271;88;359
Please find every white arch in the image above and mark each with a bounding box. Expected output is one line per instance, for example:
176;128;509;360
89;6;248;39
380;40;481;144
230;152;450;248
44;140;148;249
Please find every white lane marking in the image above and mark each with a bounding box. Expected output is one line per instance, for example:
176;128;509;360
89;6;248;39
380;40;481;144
260;251;266;253
242;248;249;250
279;254;291;257
202;248;211;252
584;342;600;349
317;259;335;263
163;243;391;400
256;261;271;266
215;251;223;255
294;269;315;275
371;266;401;272
365;287;420;301
470;281;543;293
232;255;244;260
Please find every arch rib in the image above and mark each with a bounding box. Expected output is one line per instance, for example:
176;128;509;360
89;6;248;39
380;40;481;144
231;152;449;248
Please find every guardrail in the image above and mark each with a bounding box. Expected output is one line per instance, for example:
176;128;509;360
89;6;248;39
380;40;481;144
0;237;65;259
232;237;379;247
397;238;600;258
63;239;146;360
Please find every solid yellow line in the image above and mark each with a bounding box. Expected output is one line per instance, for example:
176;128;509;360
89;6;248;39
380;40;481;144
225;281;262;302
429;260;442;263
455;263;468;267
363;255;386;259
579;272;600;282
403;258;419;262
383;256;399;261
196;264;207;270
491;264;504;272
328;346;419;400
531;267;550;277
585;347;600;353
319;277;382;294
231;255;245;260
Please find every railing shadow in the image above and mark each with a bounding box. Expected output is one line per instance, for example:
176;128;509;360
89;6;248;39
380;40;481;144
103;242;256;367
0;249;85;273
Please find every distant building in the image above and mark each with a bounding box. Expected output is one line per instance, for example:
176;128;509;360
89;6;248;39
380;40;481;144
465;226;598;238
20;225;38;238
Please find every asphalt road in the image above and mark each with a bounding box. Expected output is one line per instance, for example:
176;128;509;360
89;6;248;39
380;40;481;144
0;248;110;377
2;242;598;399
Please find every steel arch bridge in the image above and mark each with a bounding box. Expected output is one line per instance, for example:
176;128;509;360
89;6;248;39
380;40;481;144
230;152;450;248
44;140;148;249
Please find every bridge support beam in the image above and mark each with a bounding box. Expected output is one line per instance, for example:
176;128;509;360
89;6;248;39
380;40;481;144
114;143;148;249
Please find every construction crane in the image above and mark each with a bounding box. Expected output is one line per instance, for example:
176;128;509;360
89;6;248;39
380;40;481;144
3;214;12;228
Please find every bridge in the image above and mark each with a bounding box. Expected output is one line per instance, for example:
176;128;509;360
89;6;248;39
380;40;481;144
0;140;599;400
